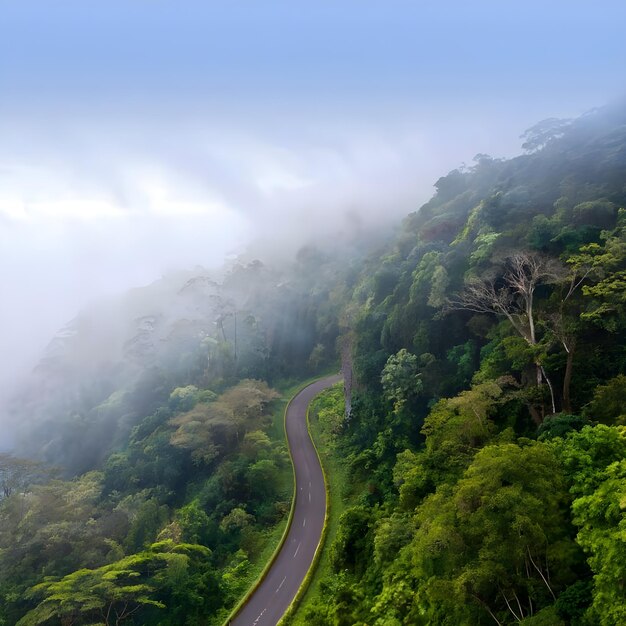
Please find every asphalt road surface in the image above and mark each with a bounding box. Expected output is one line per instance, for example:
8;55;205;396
230;374;342;626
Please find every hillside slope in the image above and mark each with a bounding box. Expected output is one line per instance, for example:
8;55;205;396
3;103;626;625
297;103;626;625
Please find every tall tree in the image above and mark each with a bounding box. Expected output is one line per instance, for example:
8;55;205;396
0;453;45;499
450;252;563;421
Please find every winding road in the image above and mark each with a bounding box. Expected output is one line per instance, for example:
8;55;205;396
230;375;342;626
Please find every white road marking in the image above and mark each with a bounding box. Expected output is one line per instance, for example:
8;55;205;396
252;608;267;625
303;518;306;527
294;542;301;558
308;492;311;502
276;576;287;593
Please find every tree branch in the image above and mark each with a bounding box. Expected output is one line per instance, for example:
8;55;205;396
500;589;522;622
527;547;556;600
471;593;503;626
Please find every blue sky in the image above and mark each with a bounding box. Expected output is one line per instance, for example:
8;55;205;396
2;1;624;228
0;0;625;391
2;1;625;110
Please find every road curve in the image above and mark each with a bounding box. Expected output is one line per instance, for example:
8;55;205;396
230;374;342;626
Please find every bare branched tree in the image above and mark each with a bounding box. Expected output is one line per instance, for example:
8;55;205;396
541;258;592;413
0;453;45;499
543;311;577;413
448;252;566;420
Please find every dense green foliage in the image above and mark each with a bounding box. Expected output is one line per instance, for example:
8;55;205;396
0;379;295;625
4;103;626;624
2;242;358;622
291;104;626;625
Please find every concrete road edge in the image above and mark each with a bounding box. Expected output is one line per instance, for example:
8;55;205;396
277;379;339;625
220;375;338;626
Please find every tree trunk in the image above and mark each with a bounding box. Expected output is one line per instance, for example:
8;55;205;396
527;293;536;345
528;404;543;427
562;348;574;413
540;365;557;415
535;363;543;386
341;335;353;420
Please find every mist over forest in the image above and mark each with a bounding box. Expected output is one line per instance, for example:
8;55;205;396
2;101;626;625
3;2;626;626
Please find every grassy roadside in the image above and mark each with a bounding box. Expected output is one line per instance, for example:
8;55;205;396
218;373;336;626
282;382;355;626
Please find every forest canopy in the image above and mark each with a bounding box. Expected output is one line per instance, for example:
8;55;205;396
3;103;626;625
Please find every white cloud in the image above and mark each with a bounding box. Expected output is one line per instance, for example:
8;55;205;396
28;197;126;221
0;103;566;409
0;190;28;222
135;167;233;218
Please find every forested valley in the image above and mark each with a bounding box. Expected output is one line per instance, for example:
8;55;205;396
3;102;626;625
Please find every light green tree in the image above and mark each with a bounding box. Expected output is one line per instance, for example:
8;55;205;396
381;349;422;414
383;442;578;625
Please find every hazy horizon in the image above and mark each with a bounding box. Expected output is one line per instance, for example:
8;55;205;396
1;1;625;396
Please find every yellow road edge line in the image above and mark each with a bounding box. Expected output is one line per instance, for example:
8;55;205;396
220;374;337;626
277;379;341;626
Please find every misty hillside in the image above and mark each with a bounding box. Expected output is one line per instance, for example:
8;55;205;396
291;103;626;625
2;103;626;625
8;247;359;474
